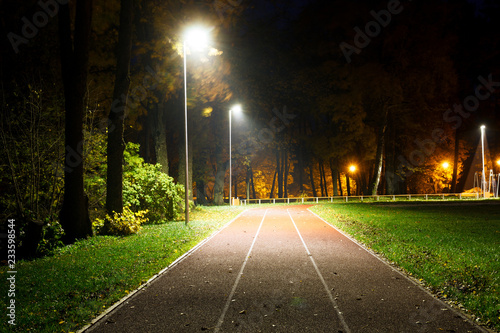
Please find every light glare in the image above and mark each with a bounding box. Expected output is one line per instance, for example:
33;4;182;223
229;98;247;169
231;104;242;114
184;26;210;52
349;165;356;173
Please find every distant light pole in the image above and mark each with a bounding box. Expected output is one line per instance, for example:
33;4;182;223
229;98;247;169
229;104;242;206
183;26;210;224
481;125;486;198
347;165;356;196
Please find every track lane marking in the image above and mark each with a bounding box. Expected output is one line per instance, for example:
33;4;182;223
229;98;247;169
214;209;269;332
287;209;352;333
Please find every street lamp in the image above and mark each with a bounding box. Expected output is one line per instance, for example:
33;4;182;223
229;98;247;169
183;26;210;225
481;125;486;198
442;161;450;169
229;104;242;206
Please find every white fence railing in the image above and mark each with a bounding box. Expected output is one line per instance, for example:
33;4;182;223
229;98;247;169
238;193;489;205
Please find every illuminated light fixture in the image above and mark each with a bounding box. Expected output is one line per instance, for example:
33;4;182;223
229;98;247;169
184;26;210;52
349;165;356;173
442;162;450;169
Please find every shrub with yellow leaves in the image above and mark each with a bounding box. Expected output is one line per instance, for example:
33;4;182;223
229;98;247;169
93;206;149;236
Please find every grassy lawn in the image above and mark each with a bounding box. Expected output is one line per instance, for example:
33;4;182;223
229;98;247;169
1;206;246;333
311;202;500;332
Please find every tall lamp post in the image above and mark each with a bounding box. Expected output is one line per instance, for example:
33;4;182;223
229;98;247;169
481;125;486;198
183;26;210;225
229;104;242;206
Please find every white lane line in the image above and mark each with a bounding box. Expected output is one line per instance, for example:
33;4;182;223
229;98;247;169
81;209;249;333
287;209;352;333
214;209;268;332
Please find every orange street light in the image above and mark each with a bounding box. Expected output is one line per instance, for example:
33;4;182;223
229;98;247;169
442;162;450;169
349;165;356;173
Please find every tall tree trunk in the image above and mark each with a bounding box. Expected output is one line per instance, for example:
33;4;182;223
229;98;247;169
277;150;284;198
346;173;351;196
298;147;304;195
451;129;460;193
233;171;238;199
309;164;317;197
246;166;250;199
106;0;133;216
369;109;388;195
251;167;256;199
211;108;226;205
385;114;401;195
329;158;338;196
196;179;208;205
150;100;169;174
213;161;226;205
270;170;277;198
323;162;329;196
140;116;151;163
58;0;93;243
284;150;289;198
369;136;385;195
337;171;343;196
319;161;324;197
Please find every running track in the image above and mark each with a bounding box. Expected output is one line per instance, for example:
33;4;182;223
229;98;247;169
84;206;488;333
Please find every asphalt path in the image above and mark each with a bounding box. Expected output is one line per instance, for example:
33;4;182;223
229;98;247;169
84;206;489;333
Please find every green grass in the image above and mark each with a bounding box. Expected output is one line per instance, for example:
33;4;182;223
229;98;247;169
0;206;245;333
311;202;500;331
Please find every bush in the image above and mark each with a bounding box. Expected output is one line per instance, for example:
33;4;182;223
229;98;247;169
123;143;185;222
93;206;148;236
37;219;65;256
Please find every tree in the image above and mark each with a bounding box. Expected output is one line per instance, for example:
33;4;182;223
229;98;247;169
58;0;93;243
106;0;133;216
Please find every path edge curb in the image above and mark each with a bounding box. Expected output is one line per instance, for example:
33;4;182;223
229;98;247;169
78;208;248;333
307;207;494;333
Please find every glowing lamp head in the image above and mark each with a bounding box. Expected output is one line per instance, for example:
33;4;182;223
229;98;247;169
442;162;450;169
231;104;242;114
497;159;500;166
481;125;486;130
349;165;356;173
184;26;210;52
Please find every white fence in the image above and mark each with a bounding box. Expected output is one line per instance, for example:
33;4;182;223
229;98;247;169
239;193;487;205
